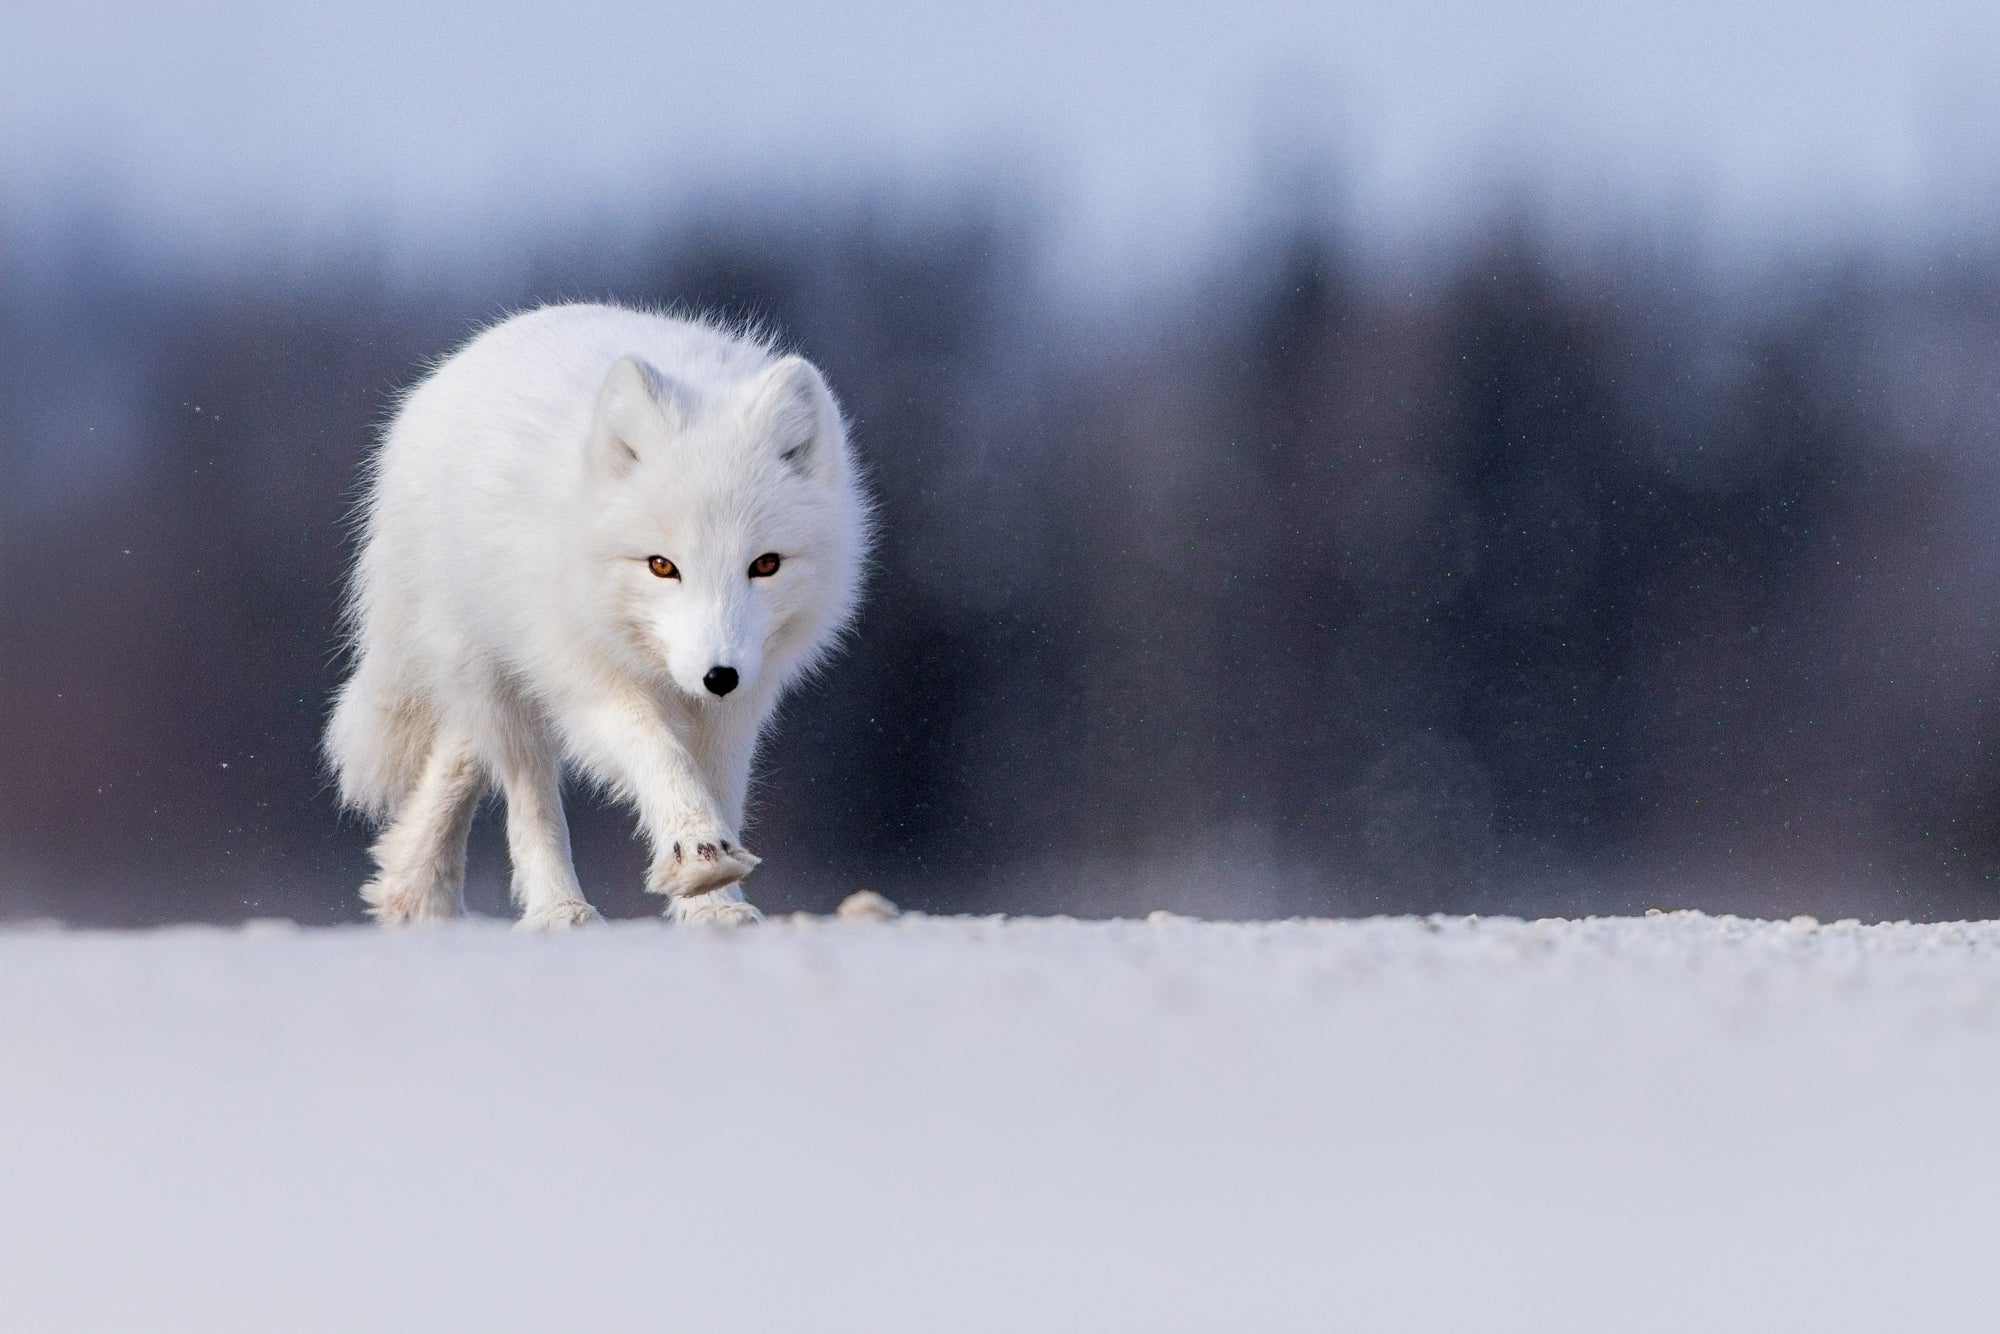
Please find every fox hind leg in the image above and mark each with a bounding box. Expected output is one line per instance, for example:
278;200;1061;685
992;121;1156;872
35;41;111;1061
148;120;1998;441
359;730;485;926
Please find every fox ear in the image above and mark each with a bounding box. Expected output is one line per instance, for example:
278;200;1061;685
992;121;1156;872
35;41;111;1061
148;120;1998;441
749;355;847;482
590;356;685;478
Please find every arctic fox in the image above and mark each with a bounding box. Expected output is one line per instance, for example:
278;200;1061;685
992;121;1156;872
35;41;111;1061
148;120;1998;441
325;303;871;929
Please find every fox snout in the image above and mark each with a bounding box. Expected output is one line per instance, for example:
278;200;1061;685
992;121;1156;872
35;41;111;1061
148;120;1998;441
655;603;763;701
666;646;758;701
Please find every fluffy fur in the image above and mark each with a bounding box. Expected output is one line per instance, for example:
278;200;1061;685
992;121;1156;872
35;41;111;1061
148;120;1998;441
325;303;871;929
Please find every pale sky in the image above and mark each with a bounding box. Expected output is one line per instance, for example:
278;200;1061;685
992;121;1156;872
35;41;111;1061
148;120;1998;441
7;0;2000;285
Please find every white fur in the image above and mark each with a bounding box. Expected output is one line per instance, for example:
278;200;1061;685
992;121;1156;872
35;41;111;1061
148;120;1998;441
326;303;871;929
666;884;767;927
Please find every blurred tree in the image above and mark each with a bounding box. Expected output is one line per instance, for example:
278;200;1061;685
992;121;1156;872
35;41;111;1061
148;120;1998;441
5;198;2000;924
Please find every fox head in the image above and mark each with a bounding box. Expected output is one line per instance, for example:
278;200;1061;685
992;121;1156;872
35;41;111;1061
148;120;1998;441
582;349;868;702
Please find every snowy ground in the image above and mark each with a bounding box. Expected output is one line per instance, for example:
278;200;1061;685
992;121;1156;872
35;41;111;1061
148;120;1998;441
6;908;2000;1332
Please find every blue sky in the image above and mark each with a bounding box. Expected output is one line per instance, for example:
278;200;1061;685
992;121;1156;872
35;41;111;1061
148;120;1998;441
7;0;2000;285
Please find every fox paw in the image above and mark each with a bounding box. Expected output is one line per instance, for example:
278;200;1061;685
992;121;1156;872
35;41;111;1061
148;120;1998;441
514;899;605;932
667;885;766;928
651;829;762;898
360;878;460;928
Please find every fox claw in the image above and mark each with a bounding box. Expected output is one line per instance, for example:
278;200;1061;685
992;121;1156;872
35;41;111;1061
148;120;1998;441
651;826;761;898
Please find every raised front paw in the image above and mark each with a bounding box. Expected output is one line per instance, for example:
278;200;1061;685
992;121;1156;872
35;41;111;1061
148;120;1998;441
667;884;767;928
650;827;762;899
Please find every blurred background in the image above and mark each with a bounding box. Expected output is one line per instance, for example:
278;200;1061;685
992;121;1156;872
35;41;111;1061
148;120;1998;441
5;1;2000;924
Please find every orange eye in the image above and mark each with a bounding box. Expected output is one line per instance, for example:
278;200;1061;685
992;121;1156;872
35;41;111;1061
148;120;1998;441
646;555;679;580
749;552;782;578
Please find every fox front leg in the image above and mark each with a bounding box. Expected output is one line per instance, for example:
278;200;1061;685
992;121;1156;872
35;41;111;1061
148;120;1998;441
566;692;764;915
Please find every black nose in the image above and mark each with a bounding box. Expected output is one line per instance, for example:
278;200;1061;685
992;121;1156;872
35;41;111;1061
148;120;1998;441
703;666;739;697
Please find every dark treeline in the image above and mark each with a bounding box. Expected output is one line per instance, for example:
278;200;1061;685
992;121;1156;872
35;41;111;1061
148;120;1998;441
5;199;2000;924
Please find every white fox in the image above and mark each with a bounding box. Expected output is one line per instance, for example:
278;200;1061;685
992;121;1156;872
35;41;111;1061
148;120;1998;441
325;303;872;929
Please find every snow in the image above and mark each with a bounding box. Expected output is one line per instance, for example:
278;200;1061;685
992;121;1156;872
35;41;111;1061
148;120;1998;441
5;909;2000;1331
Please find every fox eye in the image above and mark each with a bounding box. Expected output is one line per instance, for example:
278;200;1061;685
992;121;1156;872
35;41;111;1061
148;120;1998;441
646;555;679;580
749;552;782;579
